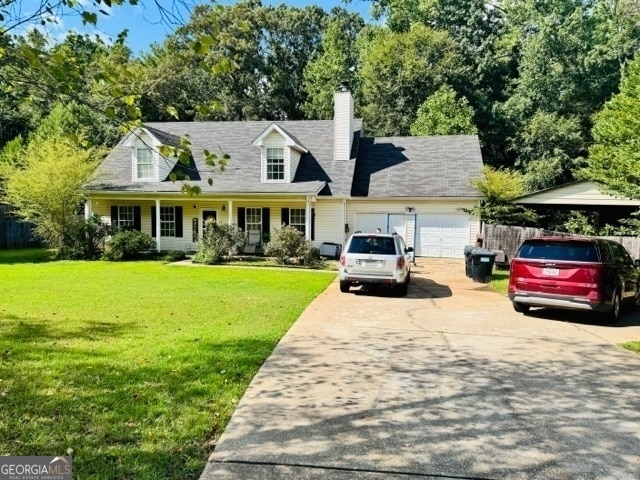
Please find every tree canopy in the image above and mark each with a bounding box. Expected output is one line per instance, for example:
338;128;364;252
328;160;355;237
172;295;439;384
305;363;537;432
1;0;640;205
586;56;640;199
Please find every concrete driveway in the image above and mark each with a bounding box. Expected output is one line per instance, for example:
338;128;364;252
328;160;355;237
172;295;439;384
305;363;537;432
200;259;640;480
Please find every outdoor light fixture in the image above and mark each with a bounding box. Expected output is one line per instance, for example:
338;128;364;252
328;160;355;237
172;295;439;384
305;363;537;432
405;207;415;213
222;205;226;211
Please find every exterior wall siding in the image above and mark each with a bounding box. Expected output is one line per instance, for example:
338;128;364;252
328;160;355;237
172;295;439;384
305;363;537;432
312;200;345;248
289;150;301;182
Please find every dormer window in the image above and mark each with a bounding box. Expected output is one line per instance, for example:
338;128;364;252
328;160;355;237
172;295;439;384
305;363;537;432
253;123;308;184
266;148;285;181
136;147;154;180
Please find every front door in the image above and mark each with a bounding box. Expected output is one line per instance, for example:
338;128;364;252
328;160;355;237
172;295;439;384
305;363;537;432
201;210;217;237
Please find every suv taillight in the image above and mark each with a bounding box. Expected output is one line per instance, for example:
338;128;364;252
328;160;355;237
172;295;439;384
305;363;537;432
339;254;346;266
396;257;405;270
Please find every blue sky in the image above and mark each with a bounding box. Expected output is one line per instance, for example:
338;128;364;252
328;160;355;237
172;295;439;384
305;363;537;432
45;0;375;55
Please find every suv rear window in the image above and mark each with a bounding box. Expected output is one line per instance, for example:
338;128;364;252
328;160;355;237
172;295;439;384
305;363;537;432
347;236;396;255
517;241;599;262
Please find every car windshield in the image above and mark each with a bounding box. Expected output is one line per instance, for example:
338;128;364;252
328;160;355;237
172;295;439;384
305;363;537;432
518;241;599;262
348;236;396;255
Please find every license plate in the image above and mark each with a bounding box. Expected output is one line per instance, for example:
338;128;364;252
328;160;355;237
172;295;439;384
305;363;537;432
358;259;383;267
543;267;559;276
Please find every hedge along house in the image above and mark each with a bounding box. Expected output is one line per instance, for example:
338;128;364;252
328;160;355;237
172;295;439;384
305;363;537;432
84;85;484;258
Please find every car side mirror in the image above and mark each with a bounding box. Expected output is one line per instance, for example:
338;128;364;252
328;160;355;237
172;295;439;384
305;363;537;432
635;259;640;268
406;247;414;253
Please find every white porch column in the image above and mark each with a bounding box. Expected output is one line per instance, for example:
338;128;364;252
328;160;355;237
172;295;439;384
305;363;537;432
305;197;312;241
228;200;233;225
155;199;161;252
84;199;91;220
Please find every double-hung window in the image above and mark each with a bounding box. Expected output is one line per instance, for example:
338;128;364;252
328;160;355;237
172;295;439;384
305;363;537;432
289;208;305;234
117;206;134;229
136;147;154;180
160;207;175;237
266;148;285;181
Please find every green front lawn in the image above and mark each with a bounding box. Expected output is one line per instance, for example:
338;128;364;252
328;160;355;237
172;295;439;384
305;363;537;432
0;249;335;479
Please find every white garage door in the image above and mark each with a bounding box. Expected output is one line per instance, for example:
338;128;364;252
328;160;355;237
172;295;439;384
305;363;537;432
416;214;469;258
354;213;388;234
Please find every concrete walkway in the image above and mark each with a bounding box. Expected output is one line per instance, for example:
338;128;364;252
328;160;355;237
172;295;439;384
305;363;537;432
200;259;640;480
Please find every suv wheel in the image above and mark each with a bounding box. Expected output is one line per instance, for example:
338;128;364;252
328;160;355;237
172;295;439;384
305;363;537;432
635;284;640;308
513;302;530;314
603;291;621;324
339;281;351;293
396;281;408;297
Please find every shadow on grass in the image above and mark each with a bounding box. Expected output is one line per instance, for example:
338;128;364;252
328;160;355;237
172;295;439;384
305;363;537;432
0;248;55;264
0;316;277;480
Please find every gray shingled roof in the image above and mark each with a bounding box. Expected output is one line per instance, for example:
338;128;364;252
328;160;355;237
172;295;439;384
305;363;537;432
87;120;361;197
352;135;483;198
87;122;483;199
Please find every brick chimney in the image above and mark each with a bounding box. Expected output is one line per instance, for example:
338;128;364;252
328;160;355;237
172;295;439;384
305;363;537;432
334;82;354;161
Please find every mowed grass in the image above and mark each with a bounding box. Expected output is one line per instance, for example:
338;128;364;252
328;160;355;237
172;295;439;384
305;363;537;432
489;269;509;295
0;249;335;479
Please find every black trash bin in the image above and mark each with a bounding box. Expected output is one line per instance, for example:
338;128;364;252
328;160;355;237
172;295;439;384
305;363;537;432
464;245;475;277
470;248;497;283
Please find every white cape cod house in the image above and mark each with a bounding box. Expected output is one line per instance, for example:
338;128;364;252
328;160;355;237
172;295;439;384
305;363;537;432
85;85;483;258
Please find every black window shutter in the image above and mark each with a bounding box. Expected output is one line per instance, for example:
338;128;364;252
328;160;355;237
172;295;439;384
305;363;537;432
175;206;183;237
311;208;315;241
262;208;270;235
151;207;156;238
111;206;118;227
237;207;246;231
281;208;289;226
133;206;141;231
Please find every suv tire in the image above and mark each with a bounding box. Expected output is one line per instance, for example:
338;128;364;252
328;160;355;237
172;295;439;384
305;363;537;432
513;301;530;314
339;281;351;293
396;281;408;297
603;291;621;324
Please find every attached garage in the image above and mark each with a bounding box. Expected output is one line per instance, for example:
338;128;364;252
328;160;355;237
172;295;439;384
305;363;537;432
354;211;472;258
416;214;470;258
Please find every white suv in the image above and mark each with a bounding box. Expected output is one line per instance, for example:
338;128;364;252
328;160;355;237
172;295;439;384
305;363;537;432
339;232;413;296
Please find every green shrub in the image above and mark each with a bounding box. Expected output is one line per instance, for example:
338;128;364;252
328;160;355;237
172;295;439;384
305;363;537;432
59;214;112;260
164;250;187;263
193;220;244;265
264;225;316;265
103;229;156;261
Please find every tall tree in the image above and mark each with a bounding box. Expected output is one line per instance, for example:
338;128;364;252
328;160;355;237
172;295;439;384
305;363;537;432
410;84;477;136
496;0;639;178
302;9;365;120
369;0;511;161
586;56;640;199
358;24;464;136
0;107;103;253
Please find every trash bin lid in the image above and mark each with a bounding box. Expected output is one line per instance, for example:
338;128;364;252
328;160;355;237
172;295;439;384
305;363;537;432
471;248;497;257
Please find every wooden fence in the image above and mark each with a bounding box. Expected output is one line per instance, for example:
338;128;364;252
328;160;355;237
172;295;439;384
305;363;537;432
482;224;640;263
0;205;42;249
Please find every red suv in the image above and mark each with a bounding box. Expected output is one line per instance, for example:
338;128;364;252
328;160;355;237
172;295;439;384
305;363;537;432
508;237;640;322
